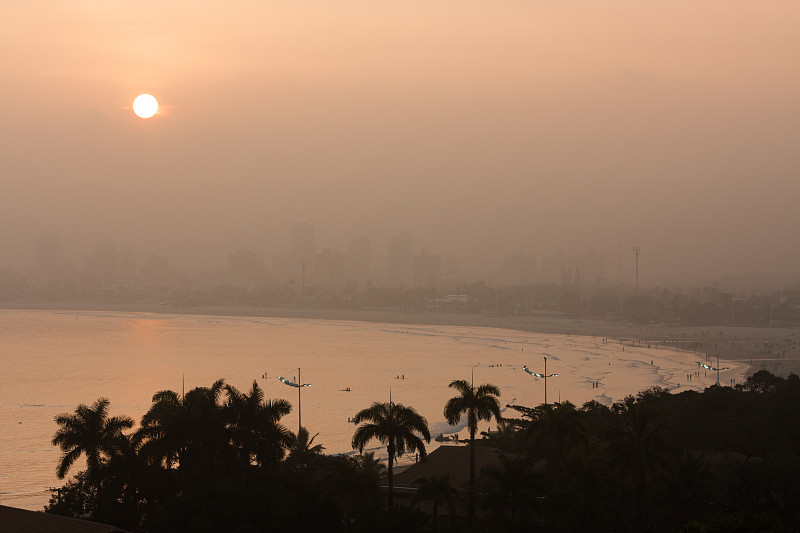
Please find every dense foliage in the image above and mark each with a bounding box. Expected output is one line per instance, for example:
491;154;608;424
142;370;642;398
47;371;800;532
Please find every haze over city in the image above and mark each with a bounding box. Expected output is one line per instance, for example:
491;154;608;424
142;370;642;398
6;4;800;531
2;1;799;283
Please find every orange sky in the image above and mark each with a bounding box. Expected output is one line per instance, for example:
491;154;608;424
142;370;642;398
2;1;799;281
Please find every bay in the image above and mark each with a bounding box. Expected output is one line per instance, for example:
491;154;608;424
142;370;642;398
0;309;746;510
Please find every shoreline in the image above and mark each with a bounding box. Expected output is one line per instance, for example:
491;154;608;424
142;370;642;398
3;301;798;378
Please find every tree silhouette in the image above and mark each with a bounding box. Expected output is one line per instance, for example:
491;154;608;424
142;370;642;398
661;450;715;528
413;473;458;532
52;398;134;482
225;380;292;473
287;426;325;464
608;401;671;531
444;379;502;521
547;451;621;533
135;389;185;470
480;453;535;522
323;452;385;532
525;401;588;464
137;379;230;483
351;401;431;507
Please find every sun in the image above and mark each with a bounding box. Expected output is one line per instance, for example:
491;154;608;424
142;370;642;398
133;94;158;118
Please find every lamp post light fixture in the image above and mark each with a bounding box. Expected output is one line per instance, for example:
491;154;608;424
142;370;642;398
277;367;311;434
696;356;730;386
523;353;558;405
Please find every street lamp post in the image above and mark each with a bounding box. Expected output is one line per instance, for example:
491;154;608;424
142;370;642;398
278;368;311;434
544;356;549;404
696;357;729;386
523;354;558;405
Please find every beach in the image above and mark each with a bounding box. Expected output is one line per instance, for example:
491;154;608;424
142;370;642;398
2;307;757;509
3;301;798;378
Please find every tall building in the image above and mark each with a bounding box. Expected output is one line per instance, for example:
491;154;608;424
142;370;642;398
347;235;371;284
116;248;137;284
542;249;606;286
228;248;265;286
315;248;344;289
501;252;537;285
142;254;170;287
84;241;117;286
387;232;413;287
289;222;315;287
413;249;442;287
32;234;65;283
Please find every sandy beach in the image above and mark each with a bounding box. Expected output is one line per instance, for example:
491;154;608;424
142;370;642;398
4;301;798;378
0;304;783;509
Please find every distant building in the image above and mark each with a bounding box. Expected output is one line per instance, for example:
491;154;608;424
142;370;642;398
501;252;537;285
346;235;371;285
83;241;118;286
142;254;170;287
32;234;65;283
413;248;442;287
387;232;413;287
315;248;344;289
444;254;460;278
427;294;467;312
228;248;265;286
289;222;315;288
116;248;137;284
542;249;606;286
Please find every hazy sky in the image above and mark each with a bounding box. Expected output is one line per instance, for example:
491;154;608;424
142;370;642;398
2;1;798;282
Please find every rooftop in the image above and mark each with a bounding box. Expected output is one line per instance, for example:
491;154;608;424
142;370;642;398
0;505;130;533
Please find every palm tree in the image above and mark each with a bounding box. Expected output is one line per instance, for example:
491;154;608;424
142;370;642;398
52;397;134;482
96;431;150;529
444;379;502;521
481;454;535;522
525;401;588;464
136;389;186;470
351;401;431;507
608;401;671;532
547;452;622;533
288;426;325;463
225;380;293;474
137;379;230;483
413;473;458;532
480;420;519;449
662;450;714;528
323;452;385;532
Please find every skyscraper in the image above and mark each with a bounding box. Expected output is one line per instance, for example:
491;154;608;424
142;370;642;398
347;235;371;284
289;222;315;288
84;241;117;286
413;248;442;287
32;234;65;283
387;232;413;287
228;248;265;286
315;248;344;289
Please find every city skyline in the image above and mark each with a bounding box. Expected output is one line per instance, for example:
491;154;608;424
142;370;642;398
2;2;799;285
4;3;800;528
21;227;611;287
15;225;798;293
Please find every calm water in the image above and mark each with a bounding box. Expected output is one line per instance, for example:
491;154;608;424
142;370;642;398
0;309;747;510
